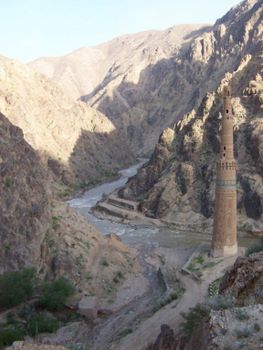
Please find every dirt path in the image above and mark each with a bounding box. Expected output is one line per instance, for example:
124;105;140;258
115;255;237;350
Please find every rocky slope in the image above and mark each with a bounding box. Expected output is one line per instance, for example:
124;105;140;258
0;54;133;187
0;112;137;298
30;1;263;160
119;0;263;233
30;24;209;155
146;251;263;350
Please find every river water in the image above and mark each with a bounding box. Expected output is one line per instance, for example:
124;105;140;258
68;160;211;249
68;160;252;249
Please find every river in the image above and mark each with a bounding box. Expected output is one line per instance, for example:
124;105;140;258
68;160;253;249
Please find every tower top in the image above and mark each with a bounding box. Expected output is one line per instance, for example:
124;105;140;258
223;85;231;98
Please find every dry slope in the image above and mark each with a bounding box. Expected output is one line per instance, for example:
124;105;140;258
0;54;133;186
30;24;209;155
118;0;263;234
0;112;137;297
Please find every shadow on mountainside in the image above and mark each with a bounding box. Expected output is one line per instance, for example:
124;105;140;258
116;52;263;222
80;1;262;157
68;128;134;187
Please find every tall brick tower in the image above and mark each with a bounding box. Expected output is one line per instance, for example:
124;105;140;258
211;86;238;257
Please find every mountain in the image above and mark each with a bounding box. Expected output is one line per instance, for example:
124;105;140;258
29;25;205;99
0;112;137;296
118;0;263;233
30;24;210;155
0;54;133;187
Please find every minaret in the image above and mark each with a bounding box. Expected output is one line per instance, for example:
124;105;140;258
211;86;238;257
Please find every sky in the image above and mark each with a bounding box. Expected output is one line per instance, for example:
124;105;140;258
0;0;241;62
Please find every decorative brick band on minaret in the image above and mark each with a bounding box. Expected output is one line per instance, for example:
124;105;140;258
211;86;238;257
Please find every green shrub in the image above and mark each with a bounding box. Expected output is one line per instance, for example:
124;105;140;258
181;304;209;336
113;271;124;284
207;295;234;310
194;255;205;265
28;313;59;336
38;277;75;311
0;325;25;349
235;309;249;321
0;268;35;308
4;177;12;188
208;278;221;297
101;259;109;267
245;239;263;256
52;216;61;231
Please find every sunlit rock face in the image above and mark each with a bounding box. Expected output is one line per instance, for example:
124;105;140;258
119;0;263;231
31;1;262;158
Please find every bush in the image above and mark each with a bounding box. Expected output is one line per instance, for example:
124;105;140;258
28;313;59;336
194;255;205;265
235;309;249;321
0;326;25;349
208;278;221;297
207;295;234;310
0;268;35;308
181;304;209;336
245;239;263;256
38;277;75;311
113;271;124;284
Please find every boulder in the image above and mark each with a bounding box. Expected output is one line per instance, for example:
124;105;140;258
77;296;98;320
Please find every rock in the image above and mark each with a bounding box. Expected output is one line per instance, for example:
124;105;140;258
98;308;114;316
219;252;263;306
77;296;98;320
145;324;185;350
0;113;50;272
189;305;263;350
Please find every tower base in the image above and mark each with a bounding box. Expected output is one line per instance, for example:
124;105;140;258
211;243;238;258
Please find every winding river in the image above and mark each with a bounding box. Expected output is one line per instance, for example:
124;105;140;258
69;160;252;249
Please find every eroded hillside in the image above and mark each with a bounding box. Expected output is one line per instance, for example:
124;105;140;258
0;55;133;187
0;112;137;297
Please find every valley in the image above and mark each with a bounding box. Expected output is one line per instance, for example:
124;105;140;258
0;0;262;349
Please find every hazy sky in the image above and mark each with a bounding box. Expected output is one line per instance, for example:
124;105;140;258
1;0;241;62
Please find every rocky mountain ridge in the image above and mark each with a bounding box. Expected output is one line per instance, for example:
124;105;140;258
0;54;133;187
118;0;263;232
30;24;209;155
30;0;263;159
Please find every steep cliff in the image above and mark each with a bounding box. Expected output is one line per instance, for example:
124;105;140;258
0;113;137;297
119;0;263;232
0;55;133;186
0;112;50;272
